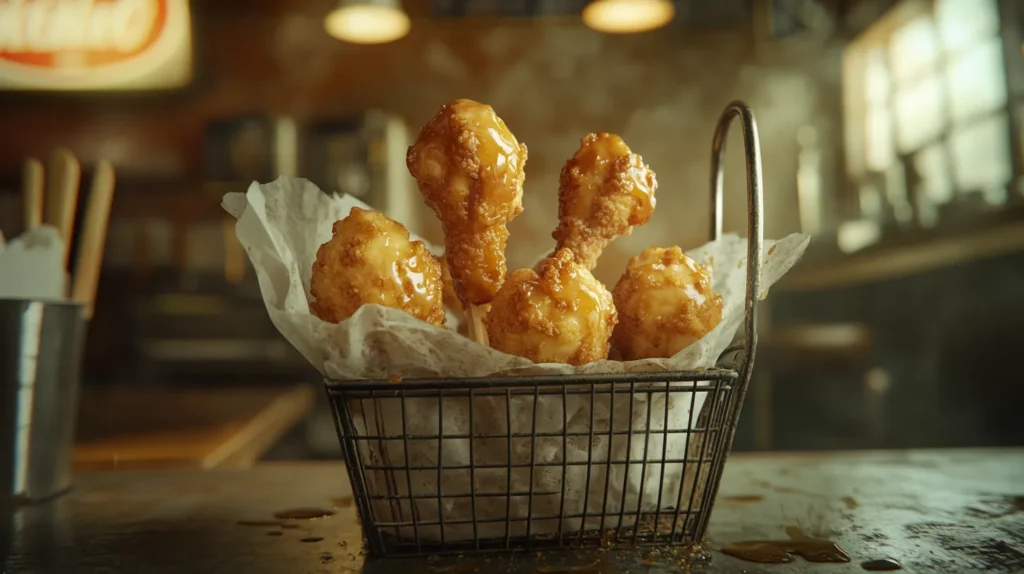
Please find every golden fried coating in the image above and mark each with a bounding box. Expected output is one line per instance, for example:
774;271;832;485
310;207;445;327
553;133;657;269
485;249;617;366
611;247;723;360
407;99;528;305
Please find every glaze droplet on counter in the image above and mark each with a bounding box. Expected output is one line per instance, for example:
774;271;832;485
721;527;851;564
273;508;335;520
862;558;903;571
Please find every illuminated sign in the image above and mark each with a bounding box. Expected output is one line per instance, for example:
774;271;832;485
0;0;192;91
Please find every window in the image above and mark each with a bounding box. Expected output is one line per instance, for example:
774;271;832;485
844;0;1012;227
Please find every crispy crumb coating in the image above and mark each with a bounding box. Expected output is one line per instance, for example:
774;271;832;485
553;133;657;269
309;207;445;327
407;99;527;305
612;247;723;360
486;248;617;366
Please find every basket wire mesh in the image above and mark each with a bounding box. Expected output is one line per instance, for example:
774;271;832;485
325;101;764;557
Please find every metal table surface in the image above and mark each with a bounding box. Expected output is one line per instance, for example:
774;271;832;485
4;449;1023;573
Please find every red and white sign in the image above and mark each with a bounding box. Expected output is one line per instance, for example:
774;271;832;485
0;0;192;91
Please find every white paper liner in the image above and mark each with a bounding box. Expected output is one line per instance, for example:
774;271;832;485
223;176;809;541
0;225;67;301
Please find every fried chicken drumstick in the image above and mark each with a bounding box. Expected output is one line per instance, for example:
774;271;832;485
611;246;723;360
407;99;528;343
310;207;445;327
553;133;657;269
486;248;617;366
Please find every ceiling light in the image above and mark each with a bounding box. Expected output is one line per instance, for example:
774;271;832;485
582;0;675;34
324;0;410;45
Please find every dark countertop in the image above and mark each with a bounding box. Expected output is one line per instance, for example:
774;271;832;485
5;449;1023;573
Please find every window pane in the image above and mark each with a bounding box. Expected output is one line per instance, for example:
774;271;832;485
914;143;954;205
889;16;939;85
946;37;1007;122
837;219;882;253
936;0;999;54
915;191;940;228
949;113;1011;193
894;76;944;152
865;48;890;105
866;105;894;171
859;183;884;219
885;162;915;225
1016;104;1024;186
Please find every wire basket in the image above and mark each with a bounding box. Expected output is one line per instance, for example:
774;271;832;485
325;101;764;558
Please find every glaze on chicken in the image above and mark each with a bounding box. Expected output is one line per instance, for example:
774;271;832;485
553;133;656;269
486;249;617;366
407;99;528;306
611;246;722;360
310;207;445;327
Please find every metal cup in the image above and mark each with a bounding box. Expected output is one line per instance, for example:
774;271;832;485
0;298;86;506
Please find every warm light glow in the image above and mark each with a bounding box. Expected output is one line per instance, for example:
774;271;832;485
582;0;675;34
324;1;410;45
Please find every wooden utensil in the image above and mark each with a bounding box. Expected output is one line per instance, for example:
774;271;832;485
71;161;116;319
466;304;489;347
22;158;44;232
44;148;82;265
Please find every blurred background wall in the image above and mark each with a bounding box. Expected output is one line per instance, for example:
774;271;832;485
0;0;842;283
1;0;1022;456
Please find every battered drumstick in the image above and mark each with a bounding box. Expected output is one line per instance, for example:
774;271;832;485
407;99;528;345
553;133;657;269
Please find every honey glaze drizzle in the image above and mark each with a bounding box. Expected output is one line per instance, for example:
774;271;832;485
720;526;851;564
567;132;656;216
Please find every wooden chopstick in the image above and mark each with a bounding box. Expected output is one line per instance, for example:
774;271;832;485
22;158;44;232
71;161;116;319
466;304;489;347
44;147;82;266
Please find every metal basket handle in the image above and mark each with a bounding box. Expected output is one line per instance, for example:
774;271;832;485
691;102;766;540
709;100;764;386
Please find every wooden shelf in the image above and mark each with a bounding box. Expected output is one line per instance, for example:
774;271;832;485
75;384;316;472
778;216;1024;292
